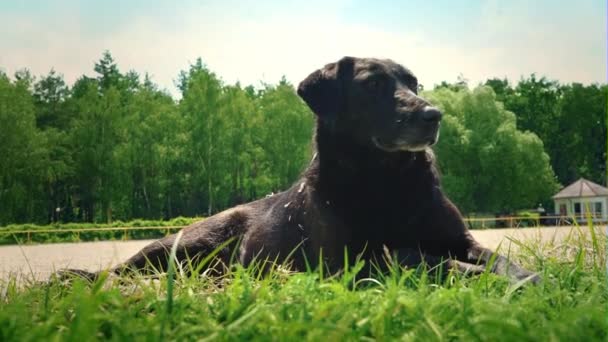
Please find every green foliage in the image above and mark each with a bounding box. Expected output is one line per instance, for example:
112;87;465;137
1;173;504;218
0;53;315;225
253;79;315;193
0;52;603;224
176;61;313;216
426;86;559;213
0;72;50;223
557;83;607;184
0;232;605;340
485;76;607;187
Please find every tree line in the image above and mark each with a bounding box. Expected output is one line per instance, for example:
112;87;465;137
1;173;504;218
0;52;605;225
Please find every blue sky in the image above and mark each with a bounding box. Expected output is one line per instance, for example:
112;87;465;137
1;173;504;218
0;0;604;95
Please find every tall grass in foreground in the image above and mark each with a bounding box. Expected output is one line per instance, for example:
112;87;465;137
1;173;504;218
0;224;606;341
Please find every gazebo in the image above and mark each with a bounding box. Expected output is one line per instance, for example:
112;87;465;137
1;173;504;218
552;178;608;222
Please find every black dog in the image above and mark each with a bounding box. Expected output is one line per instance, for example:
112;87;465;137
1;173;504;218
64;57;539;283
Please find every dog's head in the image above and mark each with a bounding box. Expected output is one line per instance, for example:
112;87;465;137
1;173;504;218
298;57;441;152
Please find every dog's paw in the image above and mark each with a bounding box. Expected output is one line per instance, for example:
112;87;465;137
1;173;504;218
511;269;542;286
527;272;542;285
53;268;98;282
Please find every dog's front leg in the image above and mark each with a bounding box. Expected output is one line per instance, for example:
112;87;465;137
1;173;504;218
465;245;540;284
389;248;485;278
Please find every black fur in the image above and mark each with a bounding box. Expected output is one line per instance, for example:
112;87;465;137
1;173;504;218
59;57;539;284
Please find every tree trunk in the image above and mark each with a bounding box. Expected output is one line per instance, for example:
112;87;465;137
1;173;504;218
106;203;112;224
143;182;151;217
207;116;213;216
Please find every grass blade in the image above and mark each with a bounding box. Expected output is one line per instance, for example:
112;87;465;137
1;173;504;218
160;230;183;339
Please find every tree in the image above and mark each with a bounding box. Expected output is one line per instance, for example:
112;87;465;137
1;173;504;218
178;60;225;215
32;70;73;222
0;73;49;224
425;86;559;213
255;78;314;193
486;75;607;186
484;78;513;104
120;78;178;219
218;84;257;204
33;69;70;129
557;84;606;184
94;51;122;91
69;75;125;222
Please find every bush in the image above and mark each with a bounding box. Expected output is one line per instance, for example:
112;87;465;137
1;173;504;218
0;217;203;245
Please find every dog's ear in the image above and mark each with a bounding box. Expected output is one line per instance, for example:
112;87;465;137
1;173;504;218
297;57;355;120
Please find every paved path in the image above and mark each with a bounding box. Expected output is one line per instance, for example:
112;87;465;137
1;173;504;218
1;226;604;281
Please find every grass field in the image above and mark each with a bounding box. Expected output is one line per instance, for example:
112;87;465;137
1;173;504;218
0;225;606;341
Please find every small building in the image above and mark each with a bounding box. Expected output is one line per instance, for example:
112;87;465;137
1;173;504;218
552;178;608;223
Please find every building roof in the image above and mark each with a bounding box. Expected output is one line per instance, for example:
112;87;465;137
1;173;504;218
553;178;608;199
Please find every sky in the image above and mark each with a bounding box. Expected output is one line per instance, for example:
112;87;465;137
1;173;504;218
0;0;605;96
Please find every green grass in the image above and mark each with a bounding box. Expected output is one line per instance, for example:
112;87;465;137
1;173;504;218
0;225;606;341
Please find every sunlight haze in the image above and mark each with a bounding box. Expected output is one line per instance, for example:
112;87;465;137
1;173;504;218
0;0;604;95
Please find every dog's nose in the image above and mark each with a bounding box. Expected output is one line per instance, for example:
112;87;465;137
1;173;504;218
421;106;442;122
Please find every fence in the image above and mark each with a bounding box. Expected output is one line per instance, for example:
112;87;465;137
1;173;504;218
463;215;584;229
0;226;184;245
0;215;604;245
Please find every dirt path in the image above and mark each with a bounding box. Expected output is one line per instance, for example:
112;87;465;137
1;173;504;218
1;226;604;281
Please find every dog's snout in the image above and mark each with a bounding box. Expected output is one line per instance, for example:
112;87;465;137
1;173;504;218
421;106;442;122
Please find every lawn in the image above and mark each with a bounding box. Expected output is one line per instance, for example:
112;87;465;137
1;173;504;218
0;226;606;341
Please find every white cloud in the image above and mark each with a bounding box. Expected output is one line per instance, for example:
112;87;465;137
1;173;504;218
0;1;603;97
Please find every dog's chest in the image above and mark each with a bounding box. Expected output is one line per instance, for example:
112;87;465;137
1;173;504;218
313;182;432;247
